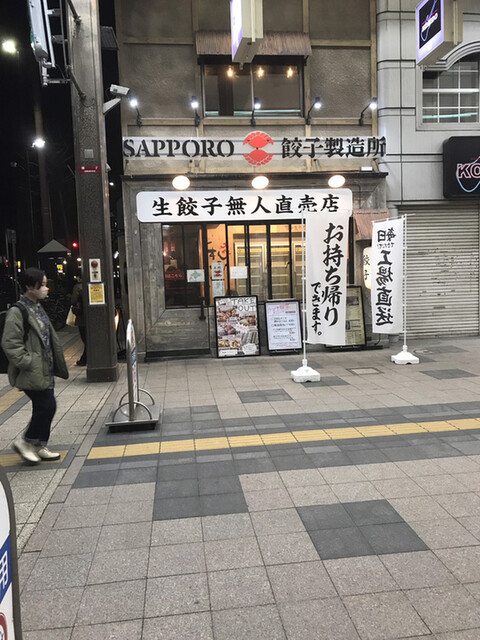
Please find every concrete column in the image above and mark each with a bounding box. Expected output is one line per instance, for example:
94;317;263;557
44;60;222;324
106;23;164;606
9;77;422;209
67;0;118;382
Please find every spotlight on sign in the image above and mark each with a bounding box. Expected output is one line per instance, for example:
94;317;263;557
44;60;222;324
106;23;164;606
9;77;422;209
172;175;190;190
328;174;345;188
251;175;269;190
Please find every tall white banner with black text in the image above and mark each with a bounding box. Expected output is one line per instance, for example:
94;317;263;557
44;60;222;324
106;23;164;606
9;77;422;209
371;217;404;334
306;211;351;345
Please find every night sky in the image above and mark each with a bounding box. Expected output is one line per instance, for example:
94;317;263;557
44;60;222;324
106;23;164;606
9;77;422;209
0;0;122;266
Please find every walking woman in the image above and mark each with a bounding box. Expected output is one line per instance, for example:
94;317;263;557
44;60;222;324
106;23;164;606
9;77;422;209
1;268;69;464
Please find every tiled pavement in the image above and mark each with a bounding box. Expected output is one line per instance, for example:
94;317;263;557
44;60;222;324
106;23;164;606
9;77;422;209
4;332;480;638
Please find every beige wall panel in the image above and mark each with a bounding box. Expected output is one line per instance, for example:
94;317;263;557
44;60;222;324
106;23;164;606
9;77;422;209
309;0;370;40
120;45;196;118
119;0;193;40
197;0;230;30
309;49;371;118
263;0;303;31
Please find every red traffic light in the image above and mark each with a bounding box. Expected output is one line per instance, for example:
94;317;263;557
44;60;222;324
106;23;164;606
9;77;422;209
72;242;78;248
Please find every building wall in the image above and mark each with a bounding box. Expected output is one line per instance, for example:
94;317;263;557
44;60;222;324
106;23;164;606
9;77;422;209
377;0;480;205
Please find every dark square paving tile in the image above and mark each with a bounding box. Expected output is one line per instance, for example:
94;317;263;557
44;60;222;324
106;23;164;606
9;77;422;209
153;496;203;520
196;461;237;478
298;504;355;531
191;405;218;414
360;523;429;555
155;479;199;499
157;463;197;481
421;369;477;379
73;470;118;489
235;458;277;475
343;500;403;526
301;376;349;387
253;416;287;426
199;476;242;496
200;493;248;516
307;453;352;468
116;467;157;485
309;527;374;560
382;447;427;462
272;455;314;471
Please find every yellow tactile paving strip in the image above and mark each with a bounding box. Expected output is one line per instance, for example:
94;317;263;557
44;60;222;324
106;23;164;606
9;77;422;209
0;388;25;413
85;418;480;461
0;450;68;467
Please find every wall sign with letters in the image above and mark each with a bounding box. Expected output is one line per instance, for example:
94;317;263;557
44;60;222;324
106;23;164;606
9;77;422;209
443;136;480;198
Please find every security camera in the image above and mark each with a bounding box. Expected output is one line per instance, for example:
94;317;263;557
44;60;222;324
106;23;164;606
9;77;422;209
109;84;130;97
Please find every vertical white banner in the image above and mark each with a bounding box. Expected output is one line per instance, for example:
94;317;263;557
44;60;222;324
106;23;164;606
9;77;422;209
371;217;404;334
306;211;350;345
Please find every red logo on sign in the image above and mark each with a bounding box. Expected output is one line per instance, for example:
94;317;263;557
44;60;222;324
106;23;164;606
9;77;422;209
243;131;274;166
0;612;7;640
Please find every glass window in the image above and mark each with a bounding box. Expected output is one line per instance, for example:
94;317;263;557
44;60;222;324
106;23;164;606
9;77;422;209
422;54;479;123
162;222;324;307
203;57;303;117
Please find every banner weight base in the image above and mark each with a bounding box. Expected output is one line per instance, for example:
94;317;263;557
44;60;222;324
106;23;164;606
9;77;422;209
391;345;419;365
291;361;321;383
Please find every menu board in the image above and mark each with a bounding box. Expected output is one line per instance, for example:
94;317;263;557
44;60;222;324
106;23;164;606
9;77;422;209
265;300;302;352
214;296;260;358
344;286;366;346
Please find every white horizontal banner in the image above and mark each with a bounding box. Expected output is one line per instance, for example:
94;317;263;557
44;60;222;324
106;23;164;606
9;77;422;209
137;189;352;223
124;134;386;162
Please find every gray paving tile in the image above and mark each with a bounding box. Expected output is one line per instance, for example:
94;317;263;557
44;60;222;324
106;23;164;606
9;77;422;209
202;513;254;541
103;500;153;525
257;532;319;565
212;605;286;640
76;580;146;625
96;521;152;551
157;463;198;481
343;591;430;640
200;492;248;516
73;470;118;489
23;630;72;640
196;461;237;478
70;620;143;640
199;475;242;495
88;547;149;584
54;503;107;529
244;487;294;511
145;574;210;617
343;499;404;526
21;586;84;631
40;527;101;557
25;553;92;591
204;537;263;571
435;547;480;583
250;508;305;537
309;527;374;560
324;555;398;595
152;517;203;545
409;518;479;549
278;598;360;639
110;482;156;503
405;585;480;633
155;478;199;499
142;612;213;640
422;369;477;379
267;560;336;601
381;550;459;589
208;567;274;610
148;542;206;577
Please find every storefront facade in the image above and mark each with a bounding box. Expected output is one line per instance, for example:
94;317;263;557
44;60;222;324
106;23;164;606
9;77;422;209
377;1;480;338
115;0;387;356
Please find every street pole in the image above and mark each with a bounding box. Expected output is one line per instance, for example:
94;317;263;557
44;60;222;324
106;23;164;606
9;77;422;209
66;0;118;382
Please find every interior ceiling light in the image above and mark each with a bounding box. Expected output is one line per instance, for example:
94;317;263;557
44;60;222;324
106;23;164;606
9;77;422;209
252;175;269;190
227;66;234;78
256;66;264;78
32;137;46;148
172;175;190;190
2;39;17;54
328;174;346;188
286;67;294;78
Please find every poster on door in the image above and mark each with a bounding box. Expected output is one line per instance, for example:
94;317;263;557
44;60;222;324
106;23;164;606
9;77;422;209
214;296;260;358
265;300;302;351
306;210;351;345
371;217;403;334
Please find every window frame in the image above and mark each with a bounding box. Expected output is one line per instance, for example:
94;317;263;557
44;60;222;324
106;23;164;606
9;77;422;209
417;53;480;131
200;55;305;120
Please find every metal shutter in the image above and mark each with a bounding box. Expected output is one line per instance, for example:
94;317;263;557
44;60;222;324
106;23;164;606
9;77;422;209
401;205;480;338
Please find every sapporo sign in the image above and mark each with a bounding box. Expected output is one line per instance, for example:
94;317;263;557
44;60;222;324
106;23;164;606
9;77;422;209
123;132;386;165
